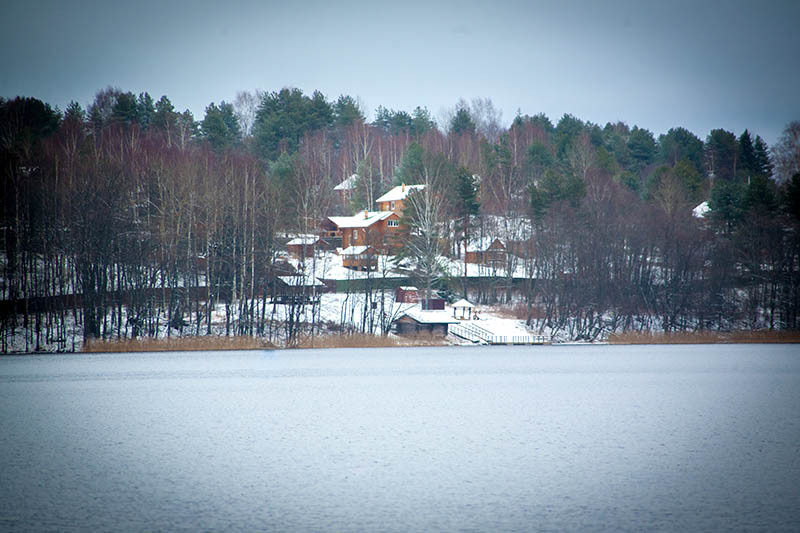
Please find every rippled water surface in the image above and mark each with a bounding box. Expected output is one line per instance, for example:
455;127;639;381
1;344;799;531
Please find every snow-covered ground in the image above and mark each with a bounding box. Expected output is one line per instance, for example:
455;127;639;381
287;249;530;281
1;292;541;353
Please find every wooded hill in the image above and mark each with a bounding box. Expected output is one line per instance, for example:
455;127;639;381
1;88;799;351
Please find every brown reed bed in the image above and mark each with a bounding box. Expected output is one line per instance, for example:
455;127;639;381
83;336;275;353
607;330;800;344
292;332;448;349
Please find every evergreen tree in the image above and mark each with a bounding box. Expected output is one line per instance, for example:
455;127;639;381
705;129;738;182
454;167;480;243
410;106;435;137
753;135;773;178
554;114;584;160
449;107;476;135
658;127;704;172
136;92;155;129
64;101;85;124
153;95;177;132
333;95;364;127
737;130;757;179
201;102;240;151
394;142;425;184
111;92;139;125
253;88;334;160
627;126;657;172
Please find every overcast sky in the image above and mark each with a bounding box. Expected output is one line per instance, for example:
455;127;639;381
2;0;798;144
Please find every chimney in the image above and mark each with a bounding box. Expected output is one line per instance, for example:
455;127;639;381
401;183;405;192
364;209;369;219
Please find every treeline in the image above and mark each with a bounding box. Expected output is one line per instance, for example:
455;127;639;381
1;87;799;350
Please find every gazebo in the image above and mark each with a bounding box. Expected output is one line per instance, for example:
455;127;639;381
452;298;476;320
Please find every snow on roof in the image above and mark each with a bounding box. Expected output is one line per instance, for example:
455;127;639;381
465;237;505;253
277;275;326;287
328;211;396;228
398;286;418;291
452;298;475;309
375;184;425;203
399;306;459;324
334;173;359;191
339;245;375;255
287;235;320;246
693;201;710;218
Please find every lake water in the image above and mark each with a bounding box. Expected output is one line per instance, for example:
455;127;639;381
1;344;799;531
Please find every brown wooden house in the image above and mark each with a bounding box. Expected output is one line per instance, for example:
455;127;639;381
393;308;458;337
340;245;378;271
465;238;506;267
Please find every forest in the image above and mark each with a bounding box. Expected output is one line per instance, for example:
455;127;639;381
1;87;799;352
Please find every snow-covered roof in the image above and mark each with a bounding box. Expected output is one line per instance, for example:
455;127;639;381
452;299;475;309
692;201;710;218
277;275;326;287
398;307;459;324
465;237;505;253
339;245;376;256
375;184;425;203
334;173;359;191
398;286;418;291
287;235;320;246
328;211;396;228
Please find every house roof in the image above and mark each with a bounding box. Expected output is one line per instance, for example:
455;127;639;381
277;275;326;287
334;173;359;191
339;245;376;256
328;211;396;229
398;307;459;325
466;237;505;253
375;184;425;203
287;235;320;246
692;201;710;218
452;298;475;309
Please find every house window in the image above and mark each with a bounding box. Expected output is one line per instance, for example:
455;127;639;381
390;201;395;210
352;229;358;242
387;219;399;227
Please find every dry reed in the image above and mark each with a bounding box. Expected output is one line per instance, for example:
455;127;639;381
607;330;800;344
84;336;275;353
292;333;448;349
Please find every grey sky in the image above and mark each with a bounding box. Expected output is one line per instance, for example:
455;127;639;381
2;0;798;144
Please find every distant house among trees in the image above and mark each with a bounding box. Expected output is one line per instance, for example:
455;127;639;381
333;173;359;210
287;235;321;258
327;183;425;254
375;183;425;213
465;238;507;267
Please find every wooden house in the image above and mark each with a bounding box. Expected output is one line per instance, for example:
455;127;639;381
340;245;378;271
395;286;419;303
328;210;403;251
393;307;458;337
375;183;425;214
465;238;506;267
286;235;321;258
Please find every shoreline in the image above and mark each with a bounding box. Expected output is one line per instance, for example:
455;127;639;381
3;329;799;355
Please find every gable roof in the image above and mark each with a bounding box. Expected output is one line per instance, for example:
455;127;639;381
339;245;377;256
287;235;320;246
328;211;397;229
452;298;475;309
334;173;359;191
466;237;505;253
398;307;459;325
375;184;425;203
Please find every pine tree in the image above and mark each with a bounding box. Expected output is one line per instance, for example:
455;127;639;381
753;135;773;178
738;130;757;180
